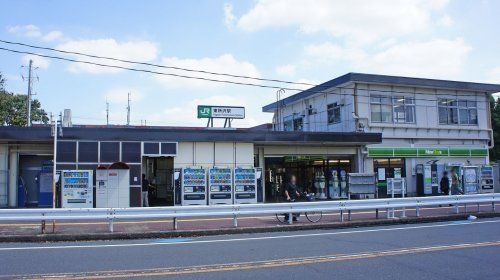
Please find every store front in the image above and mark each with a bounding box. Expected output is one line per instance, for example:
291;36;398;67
264;156;353;202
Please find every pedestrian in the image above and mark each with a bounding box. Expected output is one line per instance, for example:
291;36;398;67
450;170;463;195
284;174;301;221
440;171;450;195
141;174;150;207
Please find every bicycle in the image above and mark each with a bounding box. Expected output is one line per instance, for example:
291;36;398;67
275;193;323;223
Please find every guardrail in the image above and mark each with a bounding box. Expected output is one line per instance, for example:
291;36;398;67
0;193;498;233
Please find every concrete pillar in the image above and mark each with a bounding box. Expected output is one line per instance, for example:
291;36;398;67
8;150;18;207
0;145;8;207
258;147;265;202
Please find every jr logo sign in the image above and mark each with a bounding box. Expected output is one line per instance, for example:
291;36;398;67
197;106;212;118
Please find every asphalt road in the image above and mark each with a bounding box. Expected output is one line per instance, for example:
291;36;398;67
0;218;499;279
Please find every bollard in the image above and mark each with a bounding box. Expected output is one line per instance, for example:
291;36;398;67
340;210;344;222
348;210;352;221
233;214;238;228
108;219;114;233
288;212;293;225
416;206;420;217
455;204;459;214
173;217;178;230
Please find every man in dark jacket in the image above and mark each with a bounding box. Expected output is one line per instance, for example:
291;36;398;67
440;171;450;195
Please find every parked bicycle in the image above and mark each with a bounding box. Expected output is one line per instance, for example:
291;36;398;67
275;192;323;223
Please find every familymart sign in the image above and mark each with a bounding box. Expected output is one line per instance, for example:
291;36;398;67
197;105;245;119
368;147;488;158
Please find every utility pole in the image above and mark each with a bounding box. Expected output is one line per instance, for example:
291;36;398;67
26;60;34;126
106;100;109;126
126;92;131;126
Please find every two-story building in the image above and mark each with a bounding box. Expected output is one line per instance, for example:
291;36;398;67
263;73;500;196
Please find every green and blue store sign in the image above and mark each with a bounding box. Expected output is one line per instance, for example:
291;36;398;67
368;147;488;158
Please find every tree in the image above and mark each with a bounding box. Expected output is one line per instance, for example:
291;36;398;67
0;72;49;126
490;95;500;162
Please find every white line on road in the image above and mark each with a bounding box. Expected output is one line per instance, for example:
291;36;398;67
0;219;499;252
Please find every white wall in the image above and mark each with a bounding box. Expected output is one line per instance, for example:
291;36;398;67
175;142;254;169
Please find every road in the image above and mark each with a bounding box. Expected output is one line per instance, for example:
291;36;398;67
0;218;499;279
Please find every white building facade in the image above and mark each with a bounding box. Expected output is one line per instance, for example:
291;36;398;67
263;73;500;196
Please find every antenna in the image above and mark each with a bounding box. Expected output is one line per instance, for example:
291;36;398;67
22;59;38;126
106;100;109;126
126;92;131;126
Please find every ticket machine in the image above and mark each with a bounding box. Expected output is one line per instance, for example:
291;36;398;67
480;165;494;194
61;170;93;208
208;167;233;205
181;167;207;206
233;167;257;204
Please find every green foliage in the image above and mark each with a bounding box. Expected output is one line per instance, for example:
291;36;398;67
0;72;49;126
490;95;500;161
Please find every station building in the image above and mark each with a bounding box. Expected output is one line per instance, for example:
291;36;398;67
262;73;500;196
0;125;381;207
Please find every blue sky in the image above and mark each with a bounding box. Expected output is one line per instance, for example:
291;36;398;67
1;0;500;127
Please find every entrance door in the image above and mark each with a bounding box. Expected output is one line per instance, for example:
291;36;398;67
142;157;174;206
19;155;52;207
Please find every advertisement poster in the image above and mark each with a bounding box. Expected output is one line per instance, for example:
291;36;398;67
394;168;402;179
377;168;386;181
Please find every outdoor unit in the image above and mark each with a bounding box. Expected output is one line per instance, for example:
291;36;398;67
233;167;257;204
208;167;233;205
181;167;207;206
61;170;93;208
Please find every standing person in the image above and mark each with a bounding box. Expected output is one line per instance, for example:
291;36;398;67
450;169;463;195
440;171;450;195
141;174;150;207
284;174;301;221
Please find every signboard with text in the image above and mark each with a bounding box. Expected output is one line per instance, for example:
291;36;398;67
197;105;245;119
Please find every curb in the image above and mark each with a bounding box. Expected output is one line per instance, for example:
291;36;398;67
1;212;498;243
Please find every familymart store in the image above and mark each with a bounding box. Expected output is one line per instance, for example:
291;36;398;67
366;146;489;197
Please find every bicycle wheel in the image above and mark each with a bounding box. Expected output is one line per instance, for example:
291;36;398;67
275;213;288;224
305;211;323;223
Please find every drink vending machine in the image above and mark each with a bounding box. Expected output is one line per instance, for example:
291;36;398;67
208;167;233;205
480;166;494;194
181;167;207;206
462;166;480;194
61;170;93;208
234;167;257;204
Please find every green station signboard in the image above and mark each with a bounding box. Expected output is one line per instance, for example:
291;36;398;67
368;147;488;158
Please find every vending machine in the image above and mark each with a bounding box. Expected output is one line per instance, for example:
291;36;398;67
480;165;494;194
181;167;207;206
96;168;108;208
96;166;130;208
234;167;257;204
208;167;233;205
463;166;480;194
61;170;93;208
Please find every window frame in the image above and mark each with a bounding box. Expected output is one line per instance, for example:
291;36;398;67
392;96;415;124
438;98;477;126
327;102;342;124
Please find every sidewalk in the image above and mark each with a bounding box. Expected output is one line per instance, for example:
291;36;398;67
0;204;497;242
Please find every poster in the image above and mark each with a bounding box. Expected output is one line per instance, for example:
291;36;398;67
394;168;402;179
377;168;386;181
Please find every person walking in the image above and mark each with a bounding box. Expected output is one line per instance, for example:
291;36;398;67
141;174;150;207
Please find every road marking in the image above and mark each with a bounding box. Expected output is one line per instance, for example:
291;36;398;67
0;204;491;227
0;219;499;252
6;240;500;279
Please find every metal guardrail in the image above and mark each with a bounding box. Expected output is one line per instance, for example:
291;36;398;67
0;193;498;233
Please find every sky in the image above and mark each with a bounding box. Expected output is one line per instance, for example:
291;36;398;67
1;0;500;127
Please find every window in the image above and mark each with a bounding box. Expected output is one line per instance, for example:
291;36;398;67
57;141;76;162
78;142;98;163
283;114;303;131
439;99;477;125
100;142;120;162
121;142;141;163
370;96;393;123
327;103;341;124
393;97;415;123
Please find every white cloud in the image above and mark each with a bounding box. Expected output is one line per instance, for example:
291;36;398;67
305;38;471;79
21;54;50;69
155;54;261;89
437;14;454;27
224;3;236;28
275;64;296;77
104;88;143;104
237;0;450;45
487;67;500;84
57;39;158;74
7;24;64;42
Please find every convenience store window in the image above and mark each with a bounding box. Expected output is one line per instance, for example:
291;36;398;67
373;158;406;180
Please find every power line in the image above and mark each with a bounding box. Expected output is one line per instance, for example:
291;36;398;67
0;39;316;87
0;47;491;105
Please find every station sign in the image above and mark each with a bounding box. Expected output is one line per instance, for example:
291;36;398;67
197;105;245;119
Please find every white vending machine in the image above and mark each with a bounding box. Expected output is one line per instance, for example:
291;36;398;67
208;167;233;205
233;167;257;204
61;170;93;208
181;167;207;206
96;167;130;208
